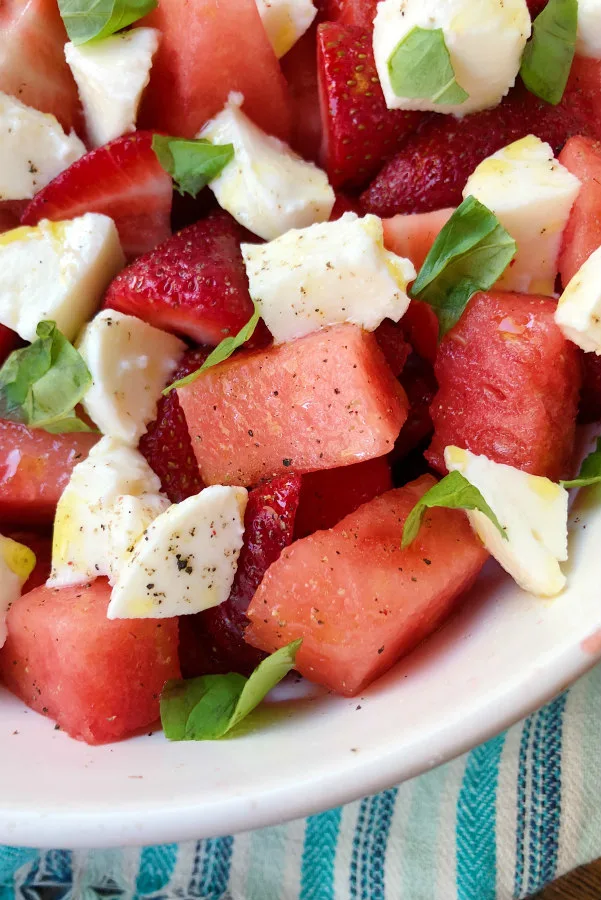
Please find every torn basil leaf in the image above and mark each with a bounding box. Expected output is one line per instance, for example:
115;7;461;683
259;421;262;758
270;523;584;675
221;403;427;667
388;26;469;106
152;135;234;198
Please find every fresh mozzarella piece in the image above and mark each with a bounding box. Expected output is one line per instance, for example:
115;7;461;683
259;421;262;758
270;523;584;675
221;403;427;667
555;244;601;353
77;310;185;444
48;437;170;588
463;136;581;295
0;214;125;342
577;0;601;58
200;92;334;240
0;534;35;648
108;485;248;619
373;0;531;115
255;0;317;57
444;446;568;597
242;212;415;343
0;92;85;200
65;29;160;148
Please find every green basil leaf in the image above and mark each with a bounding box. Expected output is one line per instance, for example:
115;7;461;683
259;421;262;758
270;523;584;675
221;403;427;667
160;640;302;741
410;196;517;337
164;301;261;394
388;26;469;106
0;321;93;433
152;135;235;198
520;0;578;105
561;437;601;488
58;0;157;44
401;470;507;549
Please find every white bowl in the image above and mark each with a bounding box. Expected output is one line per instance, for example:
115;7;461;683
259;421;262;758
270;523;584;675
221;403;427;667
0;473;600;848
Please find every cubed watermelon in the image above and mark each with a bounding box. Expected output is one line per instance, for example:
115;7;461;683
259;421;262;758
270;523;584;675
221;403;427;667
382;209;454;271
0;421;99;525
558;135;601;287
178;324;408;486
139;0;291;141
245;475;488;695
294;456;392;538
426;291;581;481
0;579;180;744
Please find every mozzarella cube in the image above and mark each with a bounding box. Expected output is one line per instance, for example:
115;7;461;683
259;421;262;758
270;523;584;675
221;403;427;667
577;0;601;58
49;437;170;588
77;310;185;444
255;0;317;57
0;91;85;200
445;446;568;597
555;244;601;353
463;136;581;295
242;212;415;344
373;0;531;115
200;92;334;240
108;485;248;619
65;29;160;148
0;214;125;342
0;534;36;648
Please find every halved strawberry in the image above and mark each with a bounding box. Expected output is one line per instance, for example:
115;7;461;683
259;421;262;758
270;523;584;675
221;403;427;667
319;0;378;29
0;324;18;366
0;0;81;134
103;212;255;344
139;348;209;503
20;132;172;258
317;22;423;188
361;77;594;215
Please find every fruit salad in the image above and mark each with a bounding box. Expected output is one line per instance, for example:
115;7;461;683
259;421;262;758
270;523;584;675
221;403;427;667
1;0;601;745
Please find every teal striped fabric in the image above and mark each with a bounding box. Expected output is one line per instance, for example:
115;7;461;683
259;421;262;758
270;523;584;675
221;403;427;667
6;663;601;900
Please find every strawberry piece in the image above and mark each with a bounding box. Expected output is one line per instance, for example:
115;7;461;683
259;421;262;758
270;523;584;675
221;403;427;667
360;81;594;216
329;192;361;220
103;212;254;344
320;0;378;29
179;474;302;677
139;348;208;503
294;457;392;538
579;352;601;424
317;22;423;188
0;324;18;366
400;300;439;365
20;132;172;259
374;319;411;376
0;0;81;134
281;26;322;162
393;353;438;462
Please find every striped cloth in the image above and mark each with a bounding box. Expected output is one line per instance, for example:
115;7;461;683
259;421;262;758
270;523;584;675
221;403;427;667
3;663;601;900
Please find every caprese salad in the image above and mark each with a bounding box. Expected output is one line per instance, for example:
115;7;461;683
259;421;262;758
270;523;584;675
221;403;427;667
0;0;600;745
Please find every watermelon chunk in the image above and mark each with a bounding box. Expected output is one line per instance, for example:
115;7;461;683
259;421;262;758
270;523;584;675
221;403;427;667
0;421;99;525
382;209;454;271
178;324;408;487
294;456;392;538
245;475;488;696
426;291;581;481
0;579;180;744
139;0;291;141
180;474;301;677
558;135;601;287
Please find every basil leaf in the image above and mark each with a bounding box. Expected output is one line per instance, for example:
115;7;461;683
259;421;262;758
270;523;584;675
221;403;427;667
388;26;469;106
520;0;578;105
58;0;157;45
164;301;261;393
410;196;516;337
160;640;302;741
0;321;93;433
402;470;507;549
561;437;601;488
152;135;234;198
